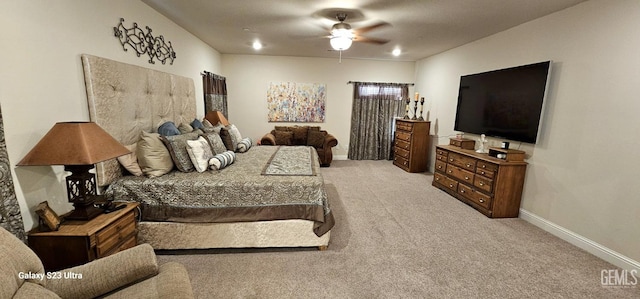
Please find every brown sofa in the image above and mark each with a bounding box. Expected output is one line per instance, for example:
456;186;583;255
1;227;194;299
260;126;338;167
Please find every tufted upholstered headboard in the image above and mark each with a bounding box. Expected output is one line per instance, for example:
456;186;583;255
81;54;197;187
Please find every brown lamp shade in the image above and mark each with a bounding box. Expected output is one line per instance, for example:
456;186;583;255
204;110;230;127
17;122;130;166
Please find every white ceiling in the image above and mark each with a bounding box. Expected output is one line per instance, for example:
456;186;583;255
143;0;585;61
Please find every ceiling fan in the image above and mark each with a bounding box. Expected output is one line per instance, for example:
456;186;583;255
328;12;390;52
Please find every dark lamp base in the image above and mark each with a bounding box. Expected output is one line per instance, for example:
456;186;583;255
65;203;103;221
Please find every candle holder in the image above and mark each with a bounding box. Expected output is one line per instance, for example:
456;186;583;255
418;97;425;121
411;98;418;120
403;98;410;119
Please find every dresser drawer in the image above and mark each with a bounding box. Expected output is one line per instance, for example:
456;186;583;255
396;122;413;132
436;154;448;163
96;211;136;257
474;176;494;193
394;156;410;169
434;160;447;173
448;153;476;170
458;184;492;210
435;148;449;158
476;161;498;172
395;131;411;142
476;167;496;179
394;147;410;159
434;172;458;191
445;164;475;184
395;139;411;151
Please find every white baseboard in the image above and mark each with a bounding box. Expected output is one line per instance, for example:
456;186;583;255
333;155;348;160
519;209;639;275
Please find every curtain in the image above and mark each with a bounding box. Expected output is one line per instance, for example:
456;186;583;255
0;105;25;242
202;71;228;118
348;82;408;160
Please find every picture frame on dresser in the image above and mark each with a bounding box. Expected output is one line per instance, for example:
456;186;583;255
35;201;61;231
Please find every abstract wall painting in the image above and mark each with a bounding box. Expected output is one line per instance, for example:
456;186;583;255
267;82;326;122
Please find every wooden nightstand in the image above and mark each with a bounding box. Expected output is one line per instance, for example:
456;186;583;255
28;202;139;271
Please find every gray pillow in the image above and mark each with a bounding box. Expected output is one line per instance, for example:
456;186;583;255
158;121;180;136
161;129;203;172
201;132;227;155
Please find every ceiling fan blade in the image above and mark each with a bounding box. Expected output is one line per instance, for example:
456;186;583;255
354;36;389;45
354;21;390;34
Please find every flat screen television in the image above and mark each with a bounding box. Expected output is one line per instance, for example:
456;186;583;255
453;61;551;144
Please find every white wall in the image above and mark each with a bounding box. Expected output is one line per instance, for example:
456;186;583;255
0;0;221;230
415;0;640;265
222;55;415;156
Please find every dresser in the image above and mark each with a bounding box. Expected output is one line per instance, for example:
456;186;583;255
432;145;527;217
393;119;430;172
28;202;139;271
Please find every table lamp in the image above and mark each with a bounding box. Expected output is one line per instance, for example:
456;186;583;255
17;122;130;220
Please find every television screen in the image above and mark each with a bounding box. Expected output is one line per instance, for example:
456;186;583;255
453;61;551;144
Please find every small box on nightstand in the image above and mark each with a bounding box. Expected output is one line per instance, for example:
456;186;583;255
449;138;475;150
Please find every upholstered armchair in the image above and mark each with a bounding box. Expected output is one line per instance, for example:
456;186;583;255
1;227;194;299
260;126;338;167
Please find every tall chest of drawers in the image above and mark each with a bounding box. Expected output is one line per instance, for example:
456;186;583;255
393;119;430;172
432;145;527;217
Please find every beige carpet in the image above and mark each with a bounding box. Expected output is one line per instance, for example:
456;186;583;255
157;160;639;298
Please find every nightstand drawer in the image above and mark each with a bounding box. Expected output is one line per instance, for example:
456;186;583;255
96;211;136;257
395;139;410;151
435;160;446;172
395;131;411;142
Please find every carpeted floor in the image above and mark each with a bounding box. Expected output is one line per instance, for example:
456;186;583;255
157;160;639;298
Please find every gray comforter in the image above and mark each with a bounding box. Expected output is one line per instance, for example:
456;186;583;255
105;145;334;236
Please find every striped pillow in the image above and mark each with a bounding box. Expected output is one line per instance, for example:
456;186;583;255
237;137;253;153
209;151;236;170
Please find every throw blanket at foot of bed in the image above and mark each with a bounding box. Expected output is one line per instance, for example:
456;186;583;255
262;146;316;176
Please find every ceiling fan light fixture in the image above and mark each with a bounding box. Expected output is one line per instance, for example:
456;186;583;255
252;41;263;50
392;48;402;56
330;35;353;51
330;27;353;51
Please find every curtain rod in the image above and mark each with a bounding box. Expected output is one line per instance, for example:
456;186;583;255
347;81;414;86
201;71;226;79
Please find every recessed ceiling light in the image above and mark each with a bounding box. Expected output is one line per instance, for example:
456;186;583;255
252;41;262;50
392;48;401;56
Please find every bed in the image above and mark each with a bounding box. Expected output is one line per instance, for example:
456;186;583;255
81;54;333;250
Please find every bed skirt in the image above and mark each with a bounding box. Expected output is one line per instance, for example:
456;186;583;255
138;220;330;250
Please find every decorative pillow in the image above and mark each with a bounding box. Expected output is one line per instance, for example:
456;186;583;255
219;127;237;151
290;126;309;145
308;126;321;132
274;126;291;132
307;130;326;148
116;144;143;176
202;120;224;134
201;132;227;154
209;151;236;170
275;130;293;145
186;136;215;173
158;121;180;136
160;129;203;172
191;119;204;130
237;137;253;153
178;123;194;134
137;131;174;177
228;124;243;145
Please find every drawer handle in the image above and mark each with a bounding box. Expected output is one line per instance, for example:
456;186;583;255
479;182;484;186
449;184;454;188
482;165;486;169
448;170;452;173
449;158;454;162
437;165;442;169
479;199;485;203
466;163;471;167
464;176;469;180
435;177;440;181
480;171;485;175
460;190;465;193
